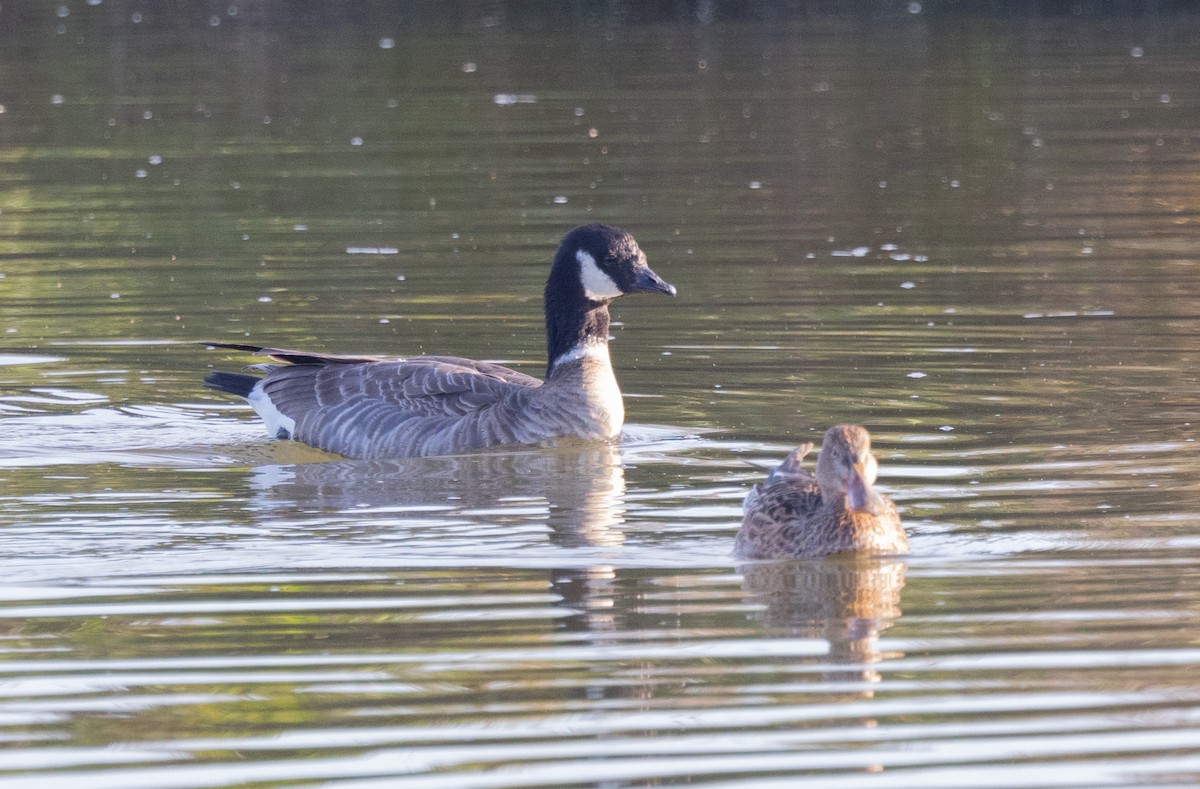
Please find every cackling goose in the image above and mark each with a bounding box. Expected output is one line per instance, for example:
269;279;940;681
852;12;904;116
204;224;676;459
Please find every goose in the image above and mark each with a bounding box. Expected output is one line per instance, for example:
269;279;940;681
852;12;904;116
735;425;908;560
203;224;676;459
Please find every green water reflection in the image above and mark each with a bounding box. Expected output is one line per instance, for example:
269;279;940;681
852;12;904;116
2;2;1200;787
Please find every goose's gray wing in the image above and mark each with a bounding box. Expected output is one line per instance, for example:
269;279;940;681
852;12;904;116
260;356;545;458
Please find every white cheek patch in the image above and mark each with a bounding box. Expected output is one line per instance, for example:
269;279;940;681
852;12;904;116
577;249;623;300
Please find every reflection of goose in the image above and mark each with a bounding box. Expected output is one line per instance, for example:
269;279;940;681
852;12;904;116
204;224;676;459
246;442;627;548
735;425;908;560
739;556;907;686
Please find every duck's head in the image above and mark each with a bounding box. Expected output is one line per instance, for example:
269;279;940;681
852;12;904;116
548;224;676;305
815;424;887;516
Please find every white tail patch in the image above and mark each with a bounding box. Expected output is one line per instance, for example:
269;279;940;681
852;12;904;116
577;249;622;300
248;384;296;440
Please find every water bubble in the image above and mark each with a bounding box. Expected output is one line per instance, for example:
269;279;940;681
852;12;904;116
345;246;399;255
950;179;960;188
142;110;153;120
135;169;148;179
493;93;537;105
574;107;585;117
257;296;272;303
907;372;927;378
110;293;121;299
396;274;406;281
908;1;922;12
1130;46;1144;58
350;136;363;146
748;181;762;190
51;94;65;106
880;243;898;251
379;318;390;324
378;37;395;49
131;12;143;22
878;180;888;188
1160;93;1171;104
938;425;955;432
56;5;69;17
148;155;163;165
293;224;307;232
900;281;916;289
553;195;568;204
87;0;103;5
462;62;477;73
209;14;220;26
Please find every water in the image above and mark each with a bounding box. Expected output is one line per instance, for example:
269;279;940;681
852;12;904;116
3;3;1200;786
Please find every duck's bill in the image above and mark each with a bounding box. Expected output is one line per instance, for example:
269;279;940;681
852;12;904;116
630;267;677;296
847;465;886;516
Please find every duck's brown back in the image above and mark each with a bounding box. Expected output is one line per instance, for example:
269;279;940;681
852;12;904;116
735;445;908;560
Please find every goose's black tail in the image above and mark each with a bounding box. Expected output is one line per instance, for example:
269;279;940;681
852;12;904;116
204;371;259;399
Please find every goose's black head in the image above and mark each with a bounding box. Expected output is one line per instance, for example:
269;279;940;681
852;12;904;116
544;224;676;372
547;224;676;305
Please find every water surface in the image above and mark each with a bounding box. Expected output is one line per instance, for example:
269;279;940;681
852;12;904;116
2;4;1200;787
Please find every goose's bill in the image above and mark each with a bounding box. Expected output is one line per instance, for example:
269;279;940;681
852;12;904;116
630;267;677;296
847;464;885;516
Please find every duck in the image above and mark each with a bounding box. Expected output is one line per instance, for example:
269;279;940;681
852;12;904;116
734;425;908;560
203;223;676;459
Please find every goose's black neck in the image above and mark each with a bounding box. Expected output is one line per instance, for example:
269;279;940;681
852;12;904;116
544;271;610;376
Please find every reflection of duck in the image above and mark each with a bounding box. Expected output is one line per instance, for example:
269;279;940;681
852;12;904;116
735;425;908;560
739;556;907;686
203;224;676;459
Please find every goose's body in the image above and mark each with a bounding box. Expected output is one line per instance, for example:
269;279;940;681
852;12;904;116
735;425;908;560
204;224;675;459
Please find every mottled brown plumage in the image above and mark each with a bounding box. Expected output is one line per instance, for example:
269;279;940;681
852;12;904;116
734;425;908;560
